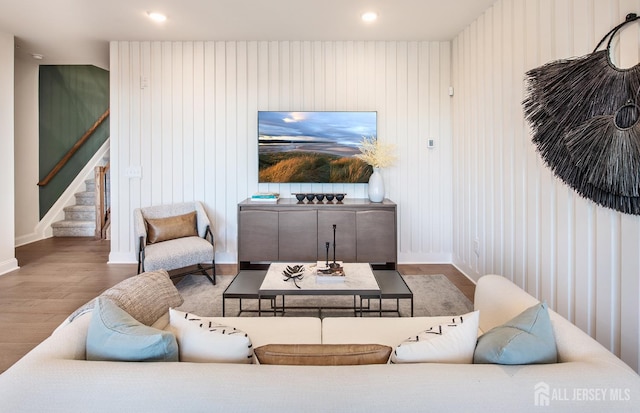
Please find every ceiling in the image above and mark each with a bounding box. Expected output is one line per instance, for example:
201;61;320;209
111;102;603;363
1;0;496;69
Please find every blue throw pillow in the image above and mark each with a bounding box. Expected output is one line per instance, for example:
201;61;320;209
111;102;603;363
474;301;557;364
86;297;179;362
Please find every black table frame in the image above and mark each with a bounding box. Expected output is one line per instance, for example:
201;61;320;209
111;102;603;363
222;268;413;317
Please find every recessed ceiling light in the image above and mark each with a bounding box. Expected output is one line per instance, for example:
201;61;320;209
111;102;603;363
147;11;167;23
361;12;378;23
31;53;44;60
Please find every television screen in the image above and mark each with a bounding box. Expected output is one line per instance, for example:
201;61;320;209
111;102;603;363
258;111;376;183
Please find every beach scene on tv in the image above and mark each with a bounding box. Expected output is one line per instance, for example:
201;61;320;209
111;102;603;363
258;111;376;183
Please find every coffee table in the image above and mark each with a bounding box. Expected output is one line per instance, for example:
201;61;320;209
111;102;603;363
258;262;382;317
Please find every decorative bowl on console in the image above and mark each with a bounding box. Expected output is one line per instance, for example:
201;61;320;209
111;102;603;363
295;193;306;203
335;193;345;202
315;194;325;202
306;193;316;203
325;194;334;202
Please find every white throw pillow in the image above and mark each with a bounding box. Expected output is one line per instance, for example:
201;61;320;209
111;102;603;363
391;310;479;364
167;308;254;363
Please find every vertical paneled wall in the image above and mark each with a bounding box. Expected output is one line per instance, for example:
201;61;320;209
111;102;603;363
109;41;453;265
452;0;640;371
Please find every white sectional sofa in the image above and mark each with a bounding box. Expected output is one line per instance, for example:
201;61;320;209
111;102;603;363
0;274;639;412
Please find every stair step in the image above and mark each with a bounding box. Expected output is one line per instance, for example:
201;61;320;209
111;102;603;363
85;179;96;192
63;205;96;221
51;220;95;237
74;191;95;206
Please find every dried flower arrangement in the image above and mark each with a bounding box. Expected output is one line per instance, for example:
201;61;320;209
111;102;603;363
355;136;397;168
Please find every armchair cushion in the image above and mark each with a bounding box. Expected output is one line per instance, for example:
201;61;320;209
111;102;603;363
145;211;198;244
142;237;214;273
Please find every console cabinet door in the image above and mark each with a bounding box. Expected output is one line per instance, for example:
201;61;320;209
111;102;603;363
356;210;397;264
278;210;318;261
238;210;279;262
317;210;356;263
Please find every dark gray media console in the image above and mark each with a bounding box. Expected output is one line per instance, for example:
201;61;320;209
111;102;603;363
238;198;397;270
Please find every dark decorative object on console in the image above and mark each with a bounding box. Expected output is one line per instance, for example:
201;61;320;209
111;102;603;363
292;193;346;204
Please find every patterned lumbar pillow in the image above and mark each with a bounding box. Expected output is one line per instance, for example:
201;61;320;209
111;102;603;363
473;301;557;364
391;311;479;364
86;297;179;362
167;308;254;363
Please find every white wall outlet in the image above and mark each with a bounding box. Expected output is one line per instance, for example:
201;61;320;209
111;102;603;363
125;166;142;178
473;238;480;256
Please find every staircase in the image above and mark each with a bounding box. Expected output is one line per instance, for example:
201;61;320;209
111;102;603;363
51;179;98;237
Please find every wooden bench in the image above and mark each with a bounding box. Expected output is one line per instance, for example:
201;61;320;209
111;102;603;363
359;270;414;317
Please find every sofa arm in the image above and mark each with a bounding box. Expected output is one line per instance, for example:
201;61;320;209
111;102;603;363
474;275;635;372
27;312;93;362
474;274;539;333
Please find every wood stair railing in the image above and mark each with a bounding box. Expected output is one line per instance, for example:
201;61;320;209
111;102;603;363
37;108;110;187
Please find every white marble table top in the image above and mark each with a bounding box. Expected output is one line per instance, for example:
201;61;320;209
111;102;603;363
259;262;380;294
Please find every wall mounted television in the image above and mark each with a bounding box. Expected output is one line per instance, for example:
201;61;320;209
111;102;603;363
258;111;377;183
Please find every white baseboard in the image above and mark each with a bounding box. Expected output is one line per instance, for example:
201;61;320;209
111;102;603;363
397;252;452;263
15;232;52;248
0;258;19;276
451;260;481;284
108;251;137;264
451;262;479;284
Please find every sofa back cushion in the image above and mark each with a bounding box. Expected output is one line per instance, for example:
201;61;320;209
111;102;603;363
254;344;392;365
474;275;539;333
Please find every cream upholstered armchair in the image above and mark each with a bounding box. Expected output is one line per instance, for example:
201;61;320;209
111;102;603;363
134;201;215;284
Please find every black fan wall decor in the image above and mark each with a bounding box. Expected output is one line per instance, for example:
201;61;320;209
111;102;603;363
523;13;640;215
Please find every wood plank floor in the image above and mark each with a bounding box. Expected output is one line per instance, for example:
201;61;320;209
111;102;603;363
0;237;475;373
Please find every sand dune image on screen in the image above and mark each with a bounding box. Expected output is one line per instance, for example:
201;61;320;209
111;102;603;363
258;111;376;183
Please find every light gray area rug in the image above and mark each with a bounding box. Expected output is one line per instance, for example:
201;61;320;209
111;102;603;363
175;274;473;318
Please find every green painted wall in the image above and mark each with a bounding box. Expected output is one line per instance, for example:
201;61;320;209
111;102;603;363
39;65;109;218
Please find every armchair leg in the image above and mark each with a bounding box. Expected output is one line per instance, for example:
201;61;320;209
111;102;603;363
198;262;216;285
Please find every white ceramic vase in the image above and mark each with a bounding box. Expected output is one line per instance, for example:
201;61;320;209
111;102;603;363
368;167;385;202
